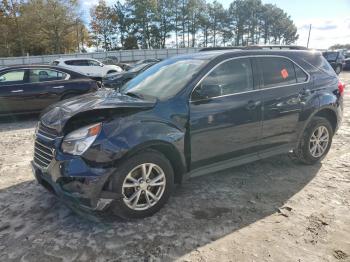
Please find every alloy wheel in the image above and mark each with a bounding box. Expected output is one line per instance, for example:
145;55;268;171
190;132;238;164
122;163;166;211
309;125;329;158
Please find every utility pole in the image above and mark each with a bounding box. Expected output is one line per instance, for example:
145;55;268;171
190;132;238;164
307;24;312;48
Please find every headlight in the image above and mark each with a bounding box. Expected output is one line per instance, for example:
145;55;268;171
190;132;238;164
61;123;102;155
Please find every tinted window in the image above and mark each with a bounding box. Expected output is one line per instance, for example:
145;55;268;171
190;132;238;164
294;65;308;83
88;60;101;66
65;60;89;66
193;58;253;99
0;70;26;85
259;57;297;88
29;69;67;83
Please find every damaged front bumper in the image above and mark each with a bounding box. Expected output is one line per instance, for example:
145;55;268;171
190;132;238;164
31;157;120;212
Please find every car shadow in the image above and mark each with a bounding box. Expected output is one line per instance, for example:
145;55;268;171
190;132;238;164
0;114;38;132
0;155;320;261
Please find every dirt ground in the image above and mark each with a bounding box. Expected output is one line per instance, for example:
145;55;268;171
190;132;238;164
0;73;349;262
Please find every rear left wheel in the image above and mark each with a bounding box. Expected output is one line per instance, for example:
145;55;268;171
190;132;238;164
109;150;174;219
294;117;333;165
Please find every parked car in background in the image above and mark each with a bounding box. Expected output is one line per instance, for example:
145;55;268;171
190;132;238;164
52;58;123;79
102;62;157;89
101;56;132;71
133;59;160;67
322;50;346;74
344;58;350;70
0;65;99;115
32;48;344;219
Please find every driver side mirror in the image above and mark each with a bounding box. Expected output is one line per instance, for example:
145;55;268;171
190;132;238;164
193;83;221;100
0;76;6;82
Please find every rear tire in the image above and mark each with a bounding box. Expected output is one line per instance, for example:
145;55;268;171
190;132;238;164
109;150;174;219
294;117;333;165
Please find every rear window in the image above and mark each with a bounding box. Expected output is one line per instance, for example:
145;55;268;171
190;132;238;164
319;57;337;76
258;57;298;88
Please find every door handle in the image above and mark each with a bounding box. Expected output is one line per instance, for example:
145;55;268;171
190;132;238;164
11;89;23;93
52;86;64;89
246;100;261;110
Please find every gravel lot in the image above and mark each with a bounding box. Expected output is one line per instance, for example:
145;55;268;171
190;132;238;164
0;73;349;262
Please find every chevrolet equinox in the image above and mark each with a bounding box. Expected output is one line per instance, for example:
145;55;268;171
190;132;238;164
32;49;345;219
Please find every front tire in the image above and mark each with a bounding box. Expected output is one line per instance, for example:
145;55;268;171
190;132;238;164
109;150;174;219
294;117;333;165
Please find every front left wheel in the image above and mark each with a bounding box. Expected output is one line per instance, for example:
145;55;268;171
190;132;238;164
109;150;174;219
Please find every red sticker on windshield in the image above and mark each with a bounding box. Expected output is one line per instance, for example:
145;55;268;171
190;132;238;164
281;69;289;79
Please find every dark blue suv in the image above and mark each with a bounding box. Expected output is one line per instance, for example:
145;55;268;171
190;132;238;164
32;49;345;219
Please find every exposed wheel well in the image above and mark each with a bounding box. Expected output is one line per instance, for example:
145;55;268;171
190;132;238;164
148;144;186;184
314;109;337;132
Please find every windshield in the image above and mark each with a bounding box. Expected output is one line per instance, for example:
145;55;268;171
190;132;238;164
120;58;207;99
128;63;150;73
323;52;338;61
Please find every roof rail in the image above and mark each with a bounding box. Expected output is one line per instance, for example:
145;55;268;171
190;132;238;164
199;45;308;52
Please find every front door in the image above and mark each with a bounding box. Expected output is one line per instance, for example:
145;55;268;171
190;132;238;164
0;69;29;114
189;58;263;169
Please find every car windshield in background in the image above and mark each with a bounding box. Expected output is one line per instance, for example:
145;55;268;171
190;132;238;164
323;52;338;61
128;63;150;73
120;58;207;99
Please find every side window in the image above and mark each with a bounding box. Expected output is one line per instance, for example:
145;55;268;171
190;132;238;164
294;64;308;83
65;60;88;66
259;57;297;88
29;69;68;83
0;70;26;85
88;60;101;66
192;58;253;100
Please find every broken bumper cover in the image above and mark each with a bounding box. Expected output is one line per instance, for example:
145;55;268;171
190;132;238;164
31;158;120;212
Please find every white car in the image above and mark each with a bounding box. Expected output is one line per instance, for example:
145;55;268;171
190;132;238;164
52;58;122;79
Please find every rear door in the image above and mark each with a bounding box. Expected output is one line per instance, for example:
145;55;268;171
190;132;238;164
25;68;70;110
189;57;263;169
256;56;310;152
87;59;103;77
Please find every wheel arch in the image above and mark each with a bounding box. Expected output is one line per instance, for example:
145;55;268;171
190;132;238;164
314;108;338;132
121;140;187;184
298;106;338;143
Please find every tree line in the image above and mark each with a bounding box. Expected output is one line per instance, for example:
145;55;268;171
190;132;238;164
90;0;299;50
0;0;299;57
0;0;89;57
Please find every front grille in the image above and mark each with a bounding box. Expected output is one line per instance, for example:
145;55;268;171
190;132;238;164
37;123;58;140
34;140;54;169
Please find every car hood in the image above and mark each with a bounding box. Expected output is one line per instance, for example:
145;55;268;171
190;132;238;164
41;90;156;132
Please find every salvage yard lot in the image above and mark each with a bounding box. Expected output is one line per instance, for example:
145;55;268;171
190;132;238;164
0;73;349;262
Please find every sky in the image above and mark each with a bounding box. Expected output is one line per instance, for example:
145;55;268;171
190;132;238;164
79;0;350;49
